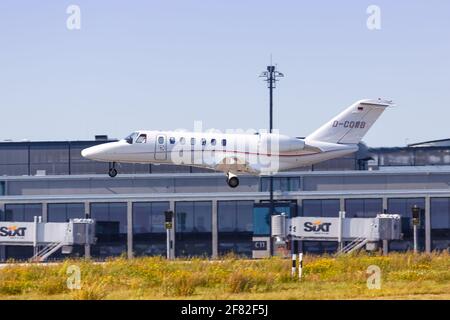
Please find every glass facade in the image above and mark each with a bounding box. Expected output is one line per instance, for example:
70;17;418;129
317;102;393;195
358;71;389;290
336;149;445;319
375;149;415;166
302;199;340;254
0;141;165;176
47;203;85;222
218;200;253;257
3;139;450;177
0;140;365;177
0;195;449;261
0;144;29;176
312;156;357;171
90;202;127;258
69;142;110;174
260;177;301;192
47;203;86;258
4;203;42;222
414;149;450;166
430;198;450;250
370;145;450;168
302;199;340;217
1;138;450;260
387;198;425;251
132;202;169;256
345;199;383;218
175;201;212;257
30;143;70;175
253;202;297;236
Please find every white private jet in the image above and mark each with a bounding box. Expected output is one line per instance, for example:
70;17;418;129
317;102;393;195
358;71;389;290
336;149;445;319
82;99;392;188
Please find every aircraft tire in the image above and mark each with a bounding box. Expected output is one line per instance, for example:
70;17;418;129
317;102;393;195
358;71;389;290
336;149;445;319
108;168;118;178
227;176;239;188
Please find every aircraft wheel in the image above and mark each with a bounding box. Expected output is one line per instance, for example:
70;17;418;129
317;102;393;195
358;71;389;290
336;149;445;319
227;176;239;188
108;168;118;178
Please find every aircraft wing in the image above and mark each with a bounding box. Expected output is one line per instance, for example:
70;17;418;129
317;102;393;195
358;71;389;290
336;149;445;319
211;154;261;175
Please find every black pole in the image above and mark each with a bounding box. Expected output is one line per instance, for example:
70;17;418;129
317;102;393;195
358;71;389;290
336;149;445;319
268;66;274;133
260;64;283;255
268;66;275;220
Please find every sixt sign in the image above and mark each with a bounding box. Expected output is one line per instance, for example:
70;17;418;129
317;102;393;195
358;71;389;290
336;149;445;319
289;217;339;238
0;225;27;238
304;220;332;233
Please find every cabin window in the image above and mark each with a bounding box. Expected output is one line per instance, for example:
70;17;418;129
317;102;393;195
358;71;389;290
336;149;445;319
124;132;138;144
136;134;147;144
180;137;186;145
221;139;227;146
169;137;176;144
157;136;164;144
191;138;196;145
211;139;216;146
201;138;207;146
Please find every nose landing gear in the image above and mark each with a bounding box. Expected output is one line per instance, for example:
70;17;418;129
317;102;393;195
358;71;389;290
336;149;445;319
108;162;118;178
226;172;239;188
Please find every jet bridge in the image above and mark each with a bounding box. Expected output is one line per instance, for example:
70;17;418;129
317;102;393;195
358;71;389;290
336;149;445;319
0;217;95;262
271;213;402;255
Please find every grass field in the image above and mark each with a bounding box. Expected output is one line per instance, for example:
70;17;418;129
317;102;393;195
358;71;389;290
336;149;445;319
0;252;449;300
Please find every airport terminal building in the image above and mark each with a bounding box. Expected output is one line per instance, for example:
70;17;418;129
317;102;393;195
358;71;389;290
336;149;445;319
0;136;450;261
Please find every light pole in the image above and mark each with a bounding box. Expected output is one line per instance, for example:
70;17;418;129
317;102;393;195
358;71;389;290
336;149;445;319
260;64;284;254
260;65;284;134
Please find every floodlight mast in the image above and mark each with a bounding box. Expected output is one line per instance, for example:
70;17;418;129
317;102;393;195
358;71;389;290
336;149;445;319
260;65;284;133
260;64;284;255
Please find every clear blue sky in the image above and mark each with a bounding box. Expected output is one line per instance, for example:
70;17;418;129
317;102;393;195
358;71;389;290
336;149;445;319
0;1;449;147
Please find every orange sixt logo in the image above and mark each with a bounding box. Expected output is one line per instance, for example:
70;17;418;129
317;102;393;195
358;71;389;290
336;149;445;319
304;220;332;233
0;225;27;237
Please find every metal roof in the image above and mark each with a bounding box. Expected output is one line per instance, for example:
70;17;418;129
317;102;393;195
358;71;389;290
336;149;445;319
408;138;450;148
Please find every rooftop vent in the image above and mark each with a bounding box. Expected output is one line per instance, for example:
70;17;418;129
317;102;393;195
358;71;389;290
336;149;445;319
95;135;108;141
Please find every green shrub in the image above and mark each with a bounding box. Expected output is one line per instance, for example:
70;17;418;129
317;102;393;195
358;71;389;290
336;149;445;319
0;281;25;295
71;282;108;300
35;277;67;295
226;270;274;293
161;270;197;296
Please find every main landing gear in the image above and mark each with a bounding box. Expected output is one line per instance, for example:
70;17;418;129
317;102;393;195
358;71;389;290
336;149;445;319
108;162;118;178
226;172;239;188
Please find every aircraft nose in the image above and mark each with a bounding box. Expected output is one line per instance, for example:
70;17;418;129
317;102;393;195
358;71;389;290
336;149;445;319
81;146;99;159
81;142;122;161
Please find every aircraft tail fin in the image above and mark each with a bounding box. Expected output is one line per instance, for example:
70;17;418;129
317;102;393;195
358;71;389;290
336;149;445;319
305;99;393;145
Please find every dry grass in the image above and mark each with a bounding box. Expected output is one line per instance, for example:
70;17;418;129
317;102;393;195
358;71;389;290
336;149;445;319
0;251;449;300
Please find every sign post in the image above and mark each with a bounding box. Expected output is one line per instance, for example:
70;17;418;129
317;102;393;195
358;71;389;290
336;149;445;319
291;240;297;278
338;211;345;251
164;210;173;260
298;252;303;280
411;205;421;253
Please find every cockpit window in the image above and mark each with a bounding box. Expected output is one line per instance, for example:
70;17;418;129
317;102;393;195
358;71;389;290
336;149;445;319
136;134;147;144
124;132;139;144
